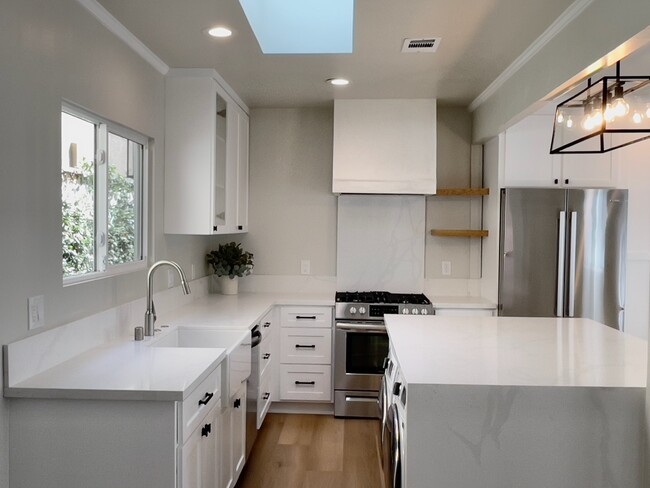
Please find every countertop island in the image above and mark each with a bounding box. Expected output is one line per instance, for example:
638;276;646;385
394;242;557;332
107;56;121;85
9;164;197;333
385;315;647;488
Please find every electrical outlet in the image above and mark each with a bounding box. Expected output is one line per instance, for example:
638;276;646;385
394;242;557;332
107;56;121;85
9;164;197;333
300;259;311;275
441;261;452;276
28;295;45;330
167;269;175;288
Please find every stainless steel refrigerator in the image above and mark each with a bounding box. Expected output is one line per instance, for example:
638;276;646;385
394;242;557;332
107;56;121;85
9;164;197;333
498;188;628;330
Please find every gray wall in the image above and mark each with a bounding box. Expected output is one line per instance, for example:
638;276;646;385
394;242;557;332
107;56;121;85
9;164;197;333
0;1;215;483
219;106;477;283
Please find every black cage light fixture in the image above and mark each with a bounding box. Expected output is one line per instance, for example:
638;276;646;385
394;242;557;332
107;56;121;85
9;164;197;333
551;62;650;154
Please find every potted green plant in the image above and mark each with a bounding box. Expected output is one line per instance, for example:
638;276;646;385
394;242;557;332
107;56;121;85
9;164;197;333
206;242;254;294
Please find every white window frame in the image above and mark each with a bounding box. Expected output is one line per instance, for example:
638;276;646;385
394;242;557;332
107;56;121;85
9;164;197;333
62;101;149;286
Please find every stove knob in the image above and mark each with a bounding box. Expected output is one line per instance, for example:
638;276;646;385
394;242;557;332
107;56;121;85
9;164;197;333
401;307;409;315
411;308;419;315
359;306;366;315
421;308;429;315
349;306;357;315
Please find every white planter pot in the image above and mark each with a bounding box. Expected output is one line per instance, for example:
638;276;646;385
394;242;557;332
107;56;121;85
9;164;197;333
218;276;239;295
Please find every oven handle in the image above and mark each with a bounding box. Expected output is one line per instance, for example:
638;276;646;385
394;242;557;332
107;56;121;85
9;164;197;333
335;322;387;333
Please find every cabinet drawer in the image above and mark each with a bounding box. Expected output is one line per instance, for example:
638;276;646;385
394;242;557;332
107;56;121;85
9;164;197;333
280;306;332;328
280;328;332;364
259;337;273;377
257;368;273;429
279;364;331;401
182;365;221;444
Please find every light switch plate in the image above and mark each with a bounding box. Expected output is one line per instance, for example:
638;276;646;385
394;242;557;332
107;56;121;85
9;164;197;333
28;295;45;330
300;259;311;275
441;261;452;276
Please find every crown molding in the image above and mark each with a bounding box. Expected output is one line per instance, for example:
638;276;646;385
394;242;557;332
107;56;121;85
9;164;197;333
76;0;170;75
468;0;594;112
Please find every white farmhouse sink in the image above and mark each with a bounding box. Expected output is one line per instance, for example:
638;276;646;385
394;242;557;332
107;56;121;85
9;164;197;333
149;326;251;396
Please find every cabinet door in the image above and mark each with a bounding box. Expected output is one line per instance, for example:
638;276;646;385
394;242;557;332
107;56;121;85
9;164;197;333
236;107;249;232
219;407;233;488
181;405;219;488
561;151;616;188
503;114;561;187
231;384;247;482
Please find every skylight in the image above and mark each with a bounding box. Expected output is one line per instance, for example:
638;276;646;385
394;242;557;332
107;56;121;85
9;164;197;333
238;0;354;54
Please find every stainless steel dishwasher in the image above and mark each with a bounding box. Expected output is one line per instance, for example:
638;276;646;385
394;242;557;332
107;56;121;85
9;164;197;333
245;324;262;458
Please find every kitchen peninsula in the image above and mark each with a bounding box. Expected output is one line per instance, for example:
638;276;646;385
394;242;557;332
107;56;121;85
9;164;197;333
385;315;647;488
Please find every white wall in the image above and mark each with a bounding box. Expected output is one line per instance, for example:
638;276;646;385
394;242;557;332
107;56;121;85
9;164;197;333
0;1;216;483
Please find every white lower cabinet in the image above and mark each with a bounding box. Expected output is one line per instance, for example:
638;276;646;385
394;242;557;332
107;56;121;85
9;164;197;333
8;365;223;488
278;306;333;402
220;381;247;488
182;403;220;488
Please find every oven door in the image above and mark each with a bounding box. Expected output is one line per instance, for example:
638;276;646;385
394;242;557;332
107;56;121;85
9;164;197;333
334;321;389;392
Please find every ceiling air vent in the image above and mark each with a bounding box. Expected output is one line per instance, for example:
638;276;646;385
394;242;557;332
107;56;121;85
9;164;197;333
401;38;441;53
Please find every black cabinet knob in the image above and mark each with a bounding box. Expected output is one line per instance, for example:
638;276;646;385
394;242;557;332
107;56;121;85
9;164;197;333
234;398;241;408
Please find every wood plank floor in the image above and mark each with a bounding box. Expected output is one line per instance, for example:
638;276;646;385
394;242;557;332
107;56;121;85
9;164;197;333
235;413;384;488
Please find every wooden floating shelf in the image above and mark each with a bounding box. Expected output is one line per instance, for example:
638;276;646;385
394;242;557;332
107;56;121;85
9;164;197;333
435;188;489;196
430;229;489;238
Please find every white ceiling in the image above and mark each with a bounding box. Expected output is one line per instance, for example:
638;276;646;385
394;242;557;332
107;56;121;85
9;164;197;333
97;0;577;108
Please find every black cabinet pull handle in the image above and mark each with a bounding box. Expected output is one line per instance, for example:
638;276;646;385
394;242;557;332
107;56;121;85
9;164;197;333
554;178;559;184
263;322;271;328
295;380;316;386
565;178;569;184
392;382;402;396
234;398;241;408
237;225;243;230
263;392;270;400
295;344;316;349
198;392;214;406
263;353;271;359
213;225;218;231
296;315;316;320
201;423;212;437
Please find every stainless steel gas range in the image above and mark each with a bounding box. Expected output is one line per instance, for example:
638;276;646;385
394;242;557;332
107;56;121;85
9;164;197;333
334;291;433;418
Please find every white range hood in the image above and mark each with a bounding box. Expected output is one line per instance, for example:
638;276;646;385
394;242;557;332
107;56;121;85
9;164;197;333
332;99;437;194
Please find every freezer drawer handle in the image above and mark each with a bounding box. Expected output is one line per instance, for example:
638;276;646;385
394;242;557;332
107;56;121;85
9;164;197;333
296;315;317;320
295;381;316;386
345;396;379;404
295;344;316;349
198;392;214;406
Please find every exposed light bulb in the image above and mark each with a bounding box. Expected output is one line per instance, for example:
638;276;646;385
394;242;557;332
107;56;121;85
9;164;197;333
591;109;603;128
632;111;644;124
611;97;629;117
604;103;616;123
566;116;574;128
556;111;565;124
645;104;650;118
581;113;594;131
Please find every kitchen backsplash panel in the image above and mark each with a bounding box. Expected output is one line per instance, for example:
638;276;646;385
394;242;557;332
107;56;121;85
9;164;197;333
336;195;425;293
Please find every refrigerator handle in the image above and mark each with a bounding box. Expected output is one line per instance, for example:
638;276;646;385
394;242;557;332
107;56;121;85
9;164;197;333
568;211;578;317
556;211;566;317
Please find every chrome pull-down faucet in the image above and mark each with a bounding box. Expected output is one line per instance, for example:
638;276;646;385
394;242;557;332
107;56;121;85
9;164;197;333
144;260;191;336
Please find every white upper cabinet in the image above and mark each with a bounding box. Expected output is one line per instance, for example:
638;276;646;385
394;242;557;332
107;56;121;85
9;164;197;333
502;113;617;188
332;99;437;194
164;72;249;235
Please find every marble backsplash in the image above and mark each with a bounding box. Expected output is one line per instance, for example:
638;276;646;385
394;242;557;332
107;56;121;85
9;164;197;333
336;195;426;293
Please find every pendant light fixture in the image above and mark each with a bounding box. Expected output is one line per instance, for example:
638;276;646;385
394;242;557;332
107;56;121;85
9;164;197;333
551;62;650;154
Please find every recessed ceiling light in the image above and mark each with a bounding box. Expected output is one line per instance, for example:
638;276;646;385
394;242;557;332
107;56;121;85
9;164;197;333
327;78;350;86
207;26;233;38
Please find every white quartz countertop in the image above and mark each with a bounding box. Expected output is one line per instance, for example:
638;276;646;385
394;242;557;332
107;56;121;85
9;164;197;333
5;341;226;401
4;292;334;401
430;295;496;309
386;315;647;388
158;292;334;330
